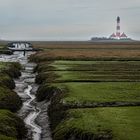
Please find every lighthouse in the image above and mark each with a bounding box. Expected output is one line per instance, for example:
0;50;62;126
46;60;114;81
116;16;121;39
110;17;128;39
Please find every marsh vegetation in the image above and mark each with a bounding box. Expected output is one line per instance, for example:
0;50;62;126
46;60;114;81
30;42;140;140
0;61;27;139
0;41;140;140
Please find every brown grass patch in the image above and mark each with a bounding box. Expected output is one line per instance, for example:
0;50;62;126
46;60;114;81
32;49;140;61
30;42;140;61
32;41;140;49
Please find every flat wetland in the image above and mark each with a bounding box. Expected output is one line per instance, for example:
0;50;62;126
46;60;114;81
30;41;140;140
0;41;140;140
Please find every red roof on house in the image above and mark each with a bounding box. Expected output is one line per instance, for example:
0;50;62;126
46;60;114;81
120;32;127;38
110;33;116;38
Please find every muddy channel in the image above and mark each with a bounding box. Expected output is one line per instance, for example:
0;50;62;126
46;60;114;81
0;51;52;140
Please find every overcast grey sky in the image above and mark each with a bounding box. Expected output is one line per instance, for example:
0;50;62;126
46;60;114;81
0;0;140;40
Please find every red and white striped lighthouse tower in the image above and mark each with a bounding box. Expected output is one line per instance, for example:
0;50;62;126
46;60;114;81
110;16;128;39
116;16;121;39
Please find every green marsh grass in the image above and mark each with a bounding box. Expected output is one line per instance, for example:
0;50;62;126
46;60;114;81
52;82;140;105
32;55;140;139
54;107;140;140
0;109;27;139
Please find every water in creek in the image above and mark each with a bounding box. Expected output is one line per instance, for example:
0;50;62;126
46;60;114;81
0;51;52;140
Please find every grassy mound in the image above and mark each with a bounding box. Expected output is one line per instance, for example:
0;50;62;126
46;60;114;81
0;110;27;139
0;86;22;112
36;84;58;102
0;74;15;89
0;62;21;78
0;62;22;112
53;107;140;140
0;62;21;89
35;71;59;84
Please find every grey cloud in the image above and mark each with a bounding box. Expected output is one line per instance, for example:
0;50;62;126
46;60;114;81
0;0;140;40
